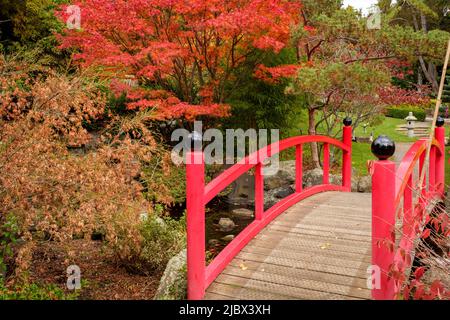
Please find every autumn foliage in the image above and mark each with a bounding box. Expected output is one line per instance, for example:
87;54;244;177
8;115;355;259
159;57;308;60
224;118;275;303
378;86;431;107
57;0;302;121
0;56;178;278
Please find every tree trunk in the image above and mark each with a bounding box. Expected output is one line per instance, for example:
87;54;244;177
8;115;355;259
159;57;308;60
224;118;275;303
308;108;321;169
417;13;439;93
419;56;439;93
417;65;423;89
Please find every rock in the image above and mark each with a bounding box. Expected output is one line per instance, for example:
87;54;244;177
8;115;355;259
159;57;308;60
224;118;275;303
225;174;254;206
154;249;187;300
330;174;342;186
264;175;286;190
208;239;220;247
264;162;295;190
264;165;295;190
351;177;359;192
278;160;296;179
221;235;235;242
231;208;254;218
357;176;372;193
218;218;236;232
274;186;294;199
264;186;294;208
303;168;324;188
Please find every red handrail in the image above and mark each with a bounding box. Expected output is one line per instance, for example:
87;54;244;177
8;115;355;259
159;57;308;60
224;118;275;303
371;127;445;300
186;126;353;300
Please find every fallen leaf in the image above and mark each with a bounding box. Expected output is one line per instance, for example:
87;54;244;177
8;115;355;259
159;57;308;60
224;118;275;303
239;263;248;271
320;243;332;250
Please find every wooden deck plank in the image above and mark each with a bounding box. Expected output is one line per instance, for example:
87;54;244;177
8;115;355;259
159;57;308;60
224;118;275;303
234;251;369;279
240;244;371;267
210;274;363;300
272;218;370;236
220;265;370;299
205;282;301;300
226;259;369;291
263;224;371;242
254;231;371;254
205;191;372;300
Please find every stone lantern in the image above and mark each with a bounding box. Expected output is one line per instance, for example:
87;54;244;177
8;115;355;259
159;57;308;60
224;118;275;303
405;112;418;138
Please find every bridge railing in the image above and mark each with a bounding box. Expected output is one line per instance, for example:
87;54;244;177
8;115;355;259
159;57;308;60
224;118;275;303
370;121;445;300
186;119;353;300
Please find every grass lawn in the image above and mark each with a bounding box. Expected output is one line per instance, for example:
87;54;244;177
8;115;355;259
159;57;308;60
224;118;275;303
285;112;449;178
351;117;418;175
293;114;419;175
353;117;417;143
351;142;375;176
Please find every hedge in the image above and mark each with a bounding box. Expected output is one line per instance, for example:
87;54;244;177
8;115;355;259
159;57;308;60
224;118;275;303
385;105;426;122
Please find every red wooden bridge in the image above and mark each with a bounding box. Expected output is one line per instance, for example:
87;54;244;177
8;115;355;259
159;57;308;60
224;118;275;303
185;119;446;300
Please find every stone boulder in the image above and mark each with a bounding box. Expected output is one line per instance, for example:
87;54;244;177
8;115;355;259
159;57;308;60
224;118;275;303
154;249;187;300
303;168;324;188
357;175;372;193
221;234;235;242
264;185;295;208
218;218;236;232
231;208;254;219
264;160;296;190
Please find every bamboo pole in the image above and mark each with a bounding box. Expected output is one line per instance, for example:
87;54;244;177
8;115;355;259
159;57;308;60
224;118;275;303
418;39;450;192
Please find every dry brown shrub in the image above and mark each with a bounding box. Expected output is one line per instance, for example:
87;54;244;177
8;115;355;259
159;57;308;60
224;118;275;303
0;56;173;279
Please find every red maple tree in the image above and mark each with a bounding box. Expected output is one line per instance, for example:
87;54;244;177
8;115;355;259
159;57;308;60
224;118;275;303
57;0;302;120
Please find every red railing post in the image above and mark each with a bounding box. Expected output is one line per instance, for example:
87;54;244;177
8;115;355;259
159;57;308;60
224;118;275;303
295;144;303;193
342;118;352;191
186;148;205;300
255;163;264;220
323;143;330;184
419;150;427;203
429;145;436;193
371;135;396;300
403;175;413;237
435;118;446;197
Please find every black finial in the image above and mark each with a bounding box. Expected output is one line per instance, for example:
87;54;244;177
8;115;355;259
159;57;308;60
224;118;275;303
189;131;203;151
343;117;352;127
371;135;395;160
436;116;445;127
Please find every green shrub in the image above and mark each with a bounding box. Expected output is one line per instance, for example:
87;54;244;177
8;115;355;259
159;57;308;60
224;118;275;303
385;105;426;122
443;76;450;103
0;214;19;282
0;282;77;300
142;161;186;205
137;210;186;273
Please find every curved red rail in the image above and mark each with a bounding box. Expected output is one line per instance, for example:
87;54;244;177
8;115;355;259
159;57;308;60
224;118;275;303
371;127;446;300
394;138;443;207
204;135;351;205
186;127;353;300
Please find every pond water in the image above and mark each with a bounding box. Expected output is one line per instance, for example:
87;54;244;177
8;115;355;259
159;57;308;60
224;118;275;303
205;172;256;261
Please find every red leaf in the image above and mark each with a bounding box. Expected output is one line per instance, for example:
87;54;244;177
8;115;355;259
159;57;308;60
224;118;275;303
414;267;426;281
430;280;444;297
421;228;431;239
414;286;425;300
403;286;410;300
